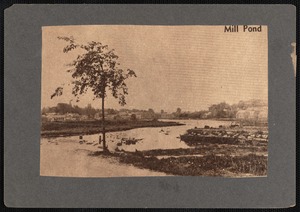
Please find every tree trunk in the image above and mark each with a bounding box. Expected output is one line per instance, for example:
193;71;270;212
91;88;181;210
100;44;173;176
101;95;107;152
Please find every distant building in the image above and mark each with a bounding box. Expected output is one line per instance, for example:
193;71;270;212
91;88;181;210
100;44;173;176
236;110;247;119
118;111;131;120
202;112;212;119
131;113;142;119
43;112;80;122
236;106;268;125
65;113;80;121
45;113;65;122
94;112;116;120
160;112;175;119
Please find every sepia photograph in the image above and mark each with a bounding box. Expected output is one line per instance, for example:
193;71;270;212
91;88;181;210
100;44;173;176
40;25;268;178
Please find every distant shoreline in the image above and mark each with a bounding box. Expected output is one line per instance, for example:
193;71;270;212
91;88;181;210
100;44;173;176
41;120;184;138
160;118;237;121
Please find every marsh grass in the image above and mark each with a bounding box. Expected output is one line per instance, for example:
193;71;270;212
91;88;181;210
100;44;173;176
109;149;267;176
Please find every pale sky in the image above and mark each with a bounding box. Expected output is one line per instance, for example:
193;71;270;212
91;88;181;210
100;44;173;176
42;25;268;113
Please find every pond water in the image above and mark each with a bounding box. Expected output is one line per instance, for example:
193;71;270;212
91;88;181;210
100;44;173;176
41;119;232;152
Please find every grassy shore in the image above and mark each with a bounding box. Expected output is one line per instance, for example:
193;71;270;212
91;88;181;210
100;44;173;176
41;120;184;138
91;142;267;177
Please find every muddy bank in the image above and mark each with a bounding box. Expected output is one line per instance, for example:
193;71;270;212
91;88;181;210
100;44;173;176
41;120;184;138
40;139;169;177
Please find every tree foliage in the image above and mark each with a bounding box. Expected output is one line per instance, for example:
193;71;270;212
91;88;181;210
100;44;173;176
42;103;99;117
51;36;137;105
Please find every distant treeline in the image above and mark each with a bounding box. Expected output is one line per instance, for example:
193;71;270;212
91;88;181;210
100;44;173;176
41;103;155;118
42;103;99;117
42;99;267;120
171;99;267;119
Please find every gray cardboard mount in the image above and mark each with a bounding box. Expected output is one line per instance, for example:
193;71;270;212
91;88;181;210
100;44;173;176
4;4;296;208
